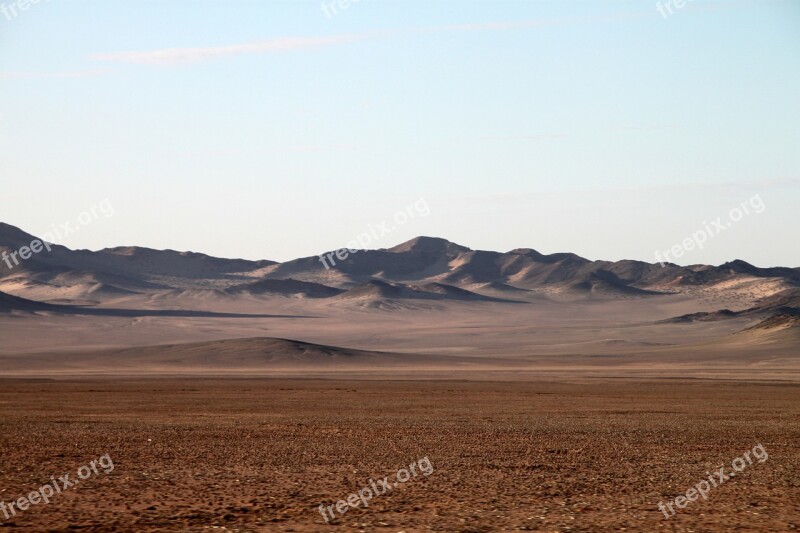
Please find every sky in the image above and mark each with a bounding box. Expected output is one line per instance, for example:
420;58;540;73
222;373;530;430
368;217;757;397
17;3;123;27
1;0;798;267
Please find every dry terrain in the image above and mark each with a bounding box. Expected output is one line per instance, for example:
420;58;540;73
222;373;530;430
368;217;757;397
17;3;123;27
0;379;798;532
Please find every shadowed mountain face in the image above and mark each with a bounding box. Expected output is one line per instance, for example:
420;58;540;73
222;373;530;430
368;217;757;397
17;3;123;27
567;271;667;296
0;223;276;288
0;289;309;318
226;278;344;298
1;224;797;305
0;289;58;314
675;260;800;286
269;236;470;281
336;279;519;303
263;237;798;292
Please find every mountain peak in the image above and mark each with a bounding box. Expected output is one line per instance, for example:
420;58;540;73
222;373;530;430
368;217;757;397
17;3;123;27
719;259;759;274
388;236;470;254
0;223;41;248
509;247;543;257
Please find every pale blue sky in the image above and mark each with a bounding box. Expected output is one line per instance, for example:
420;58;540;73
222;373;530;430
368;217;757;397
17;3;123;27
1;0;798;266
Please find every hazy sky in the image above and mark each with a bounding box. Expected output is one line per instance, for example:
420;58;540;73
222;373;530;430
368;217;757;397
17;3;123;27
1;0;798;266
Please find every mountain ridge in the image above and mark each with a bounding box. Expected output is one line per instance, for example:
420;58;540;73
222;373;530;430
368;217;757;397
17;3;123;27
2;224;797;303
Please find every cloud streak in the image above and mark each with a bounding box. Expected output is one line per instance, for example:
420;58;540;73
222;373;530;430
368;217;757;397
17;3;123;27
90;34;369;66
88;10;654;68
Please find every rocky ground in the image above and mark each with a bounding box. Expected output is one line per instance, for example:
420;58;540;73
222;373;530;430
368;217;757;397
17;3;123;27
0;378;798;532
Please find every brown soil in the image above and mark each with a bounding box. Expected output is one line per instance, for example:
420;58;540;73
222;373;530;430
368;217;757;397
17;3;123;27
0;378;798;532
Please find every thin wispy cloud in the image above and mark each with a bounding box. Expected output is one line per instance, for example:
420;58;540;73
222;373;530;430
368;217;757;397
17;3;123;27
85;3;750;70
88;11;638;68
90;34;369;66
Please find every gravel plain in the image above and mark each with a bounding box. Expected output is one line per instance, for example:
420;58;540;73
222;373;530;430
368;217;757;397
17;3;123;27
0;378;798;532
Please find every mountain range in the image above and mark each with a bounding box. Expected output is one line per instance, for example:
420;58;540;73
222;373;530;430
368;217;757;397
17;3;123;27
1;221;798;319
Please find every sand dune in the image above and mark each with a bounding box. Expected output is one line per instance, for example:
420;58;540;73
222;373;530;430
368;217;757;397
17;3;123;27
0;336;506;375
3;318;798;378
